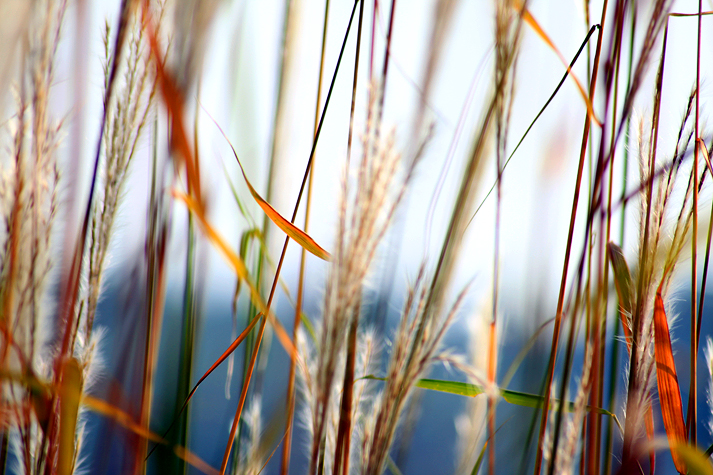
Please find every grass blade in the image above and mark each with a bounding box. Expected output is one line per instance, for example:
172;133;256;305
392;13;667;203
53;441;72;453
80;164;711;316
669;442;713;475
514;1;601;127
653;286;687;474
471;419;512;475
363;376;621;423
212;119;331;261
467;24;599;227
607;242;634;347
58;358;82;475
608;242;657;471
173;192;295;357
83;394;164;444
84;394;220;475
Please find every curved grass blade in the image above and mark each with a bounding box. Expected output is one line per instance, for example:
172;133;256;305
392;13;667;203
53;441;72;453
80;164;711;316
471;419;511;475
89;396;219;475
386;456;405;475
699;137;713;177
211;118;331;261
653;286;687;474
146;311;263;460
467;24;599;227
173;192;295;357
222;158;257;227
514;1;601;127
471;437;487;475
84;395;219;475
607;243;633;312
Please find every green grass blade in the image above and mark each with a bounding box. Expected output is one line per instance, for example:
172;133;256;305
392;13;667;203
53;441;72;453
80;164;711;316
607;242;634;314
362;376;621;425
386;456;404;475
470;418;510;475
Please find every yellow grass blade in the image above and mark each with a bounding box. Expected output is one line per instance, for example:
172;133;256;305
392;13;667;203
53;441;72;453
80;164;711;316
58;358;82;475
514;2;601;127
212;118;331;261
669;442;713;475
653;286;688;474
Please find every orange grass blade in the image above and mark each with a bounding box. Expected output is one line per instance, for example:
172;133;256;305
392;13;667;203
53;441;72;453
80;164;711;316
211;119;331;261
84;395;219;475
143;6;203;207
235;153;330;261
514;2;601;127
83;395;165;443
58;358;82;475
174;447;220;475
645;406;656;475
653;287;688;474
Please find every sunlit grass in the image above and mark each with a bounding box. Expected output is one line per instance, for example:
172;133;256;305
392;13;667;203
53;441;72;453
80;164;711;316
1;1;713;474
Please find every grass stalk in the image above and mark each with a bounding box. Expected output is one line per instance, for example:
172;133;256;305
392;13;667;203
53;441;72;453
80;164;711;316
685;0;703;447
281;1;331;473
219;3;362;473
603;5;636;474
333;1;365;473
534;2;607;472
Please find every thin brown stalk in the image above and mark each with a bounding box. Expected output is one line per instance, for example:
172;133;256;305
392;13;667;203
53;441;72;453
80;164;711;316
622;18;669;468
333;1;365;473
696;140;713;361
223;3;362;473
136;214;168;475
375;0;397;129
686;0;703;446
281;1;330;474
488;3;521;471
534;1;607;472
